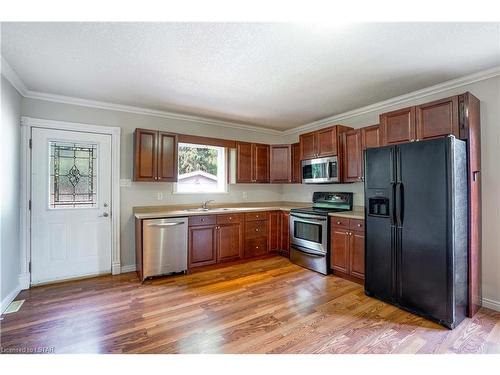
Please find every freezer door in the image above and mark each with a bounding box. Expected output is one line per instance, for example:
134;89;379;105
364;146;396;301
396;138;451;323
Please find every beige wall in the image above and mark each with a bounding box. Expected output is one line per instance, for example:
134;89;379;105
1;76;22;309
19;74;500;309
283;75;500;309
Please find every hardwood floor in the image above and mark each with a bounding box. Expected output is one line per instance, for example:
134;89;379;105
1;256;499;354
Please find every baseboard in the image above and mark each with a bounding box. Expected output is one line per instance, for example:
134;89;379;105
482;297;500;312
18;272;30;290
111;262;121;275
121;264;136;273
1;285;21;315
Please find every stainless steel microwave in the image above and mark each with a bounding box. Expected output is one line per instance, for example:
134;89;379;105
301;156;339;183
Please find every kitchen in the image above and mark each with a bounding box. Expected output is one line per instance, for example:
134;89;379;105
1;16;500;370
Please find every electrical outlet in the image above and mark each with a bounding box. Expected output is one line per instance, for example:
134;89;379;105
157;192;163;201
242;191;248;200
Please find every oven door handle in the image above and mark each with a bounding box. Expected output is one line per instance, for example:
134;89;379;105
290;213;328;221
292;245;326;258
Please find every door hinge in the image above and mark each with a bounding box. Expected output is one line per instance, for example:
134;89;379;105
29;200;32;210
29;138;32;148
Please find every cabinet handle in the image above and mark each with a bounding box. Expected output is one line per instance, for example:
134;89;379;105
337;221;341;225
256;246;259;249
201;218;205;222
357;224;361;227
256;228;260;232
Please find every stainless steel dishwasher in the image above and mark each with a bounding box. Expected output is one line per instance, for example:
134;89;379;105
142;217;188;279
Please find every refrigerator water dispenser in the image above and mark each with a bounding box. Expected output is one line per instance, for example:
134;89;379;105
368;197;389;217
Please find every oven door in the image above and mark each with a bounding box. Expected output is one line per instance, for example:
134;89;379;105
289;213;328;253
302;156;338;183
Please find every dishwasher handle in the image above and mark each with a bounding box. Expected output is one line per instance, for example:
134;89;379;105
147;221;185;228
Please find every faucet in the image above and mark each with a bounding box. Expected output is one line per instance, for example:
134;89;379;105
201;200;214;210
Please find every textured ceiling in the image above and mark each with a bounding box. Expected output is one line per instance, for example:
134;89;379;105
2;22;500;130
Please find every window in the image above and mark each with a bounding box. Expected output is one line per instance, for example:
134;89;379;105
49;141;98;208
174;142;227;193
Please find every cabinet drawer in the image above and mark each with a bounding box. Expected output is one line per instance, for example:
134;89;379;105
188;215;216;227
349;219;365;231
244;211;269;222
245;220;268;239
245;237;268;256
216;213;242;225
331;217;350;229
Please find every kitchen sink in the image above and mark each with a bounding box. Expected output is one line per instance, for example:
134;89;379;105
183;207;233;212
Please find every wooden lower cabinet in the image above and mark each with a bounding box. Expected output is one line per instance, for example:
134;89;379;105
189;214;242;268
268;211;290;257
217;223;243;262
188;225;217;268
330;217;365;282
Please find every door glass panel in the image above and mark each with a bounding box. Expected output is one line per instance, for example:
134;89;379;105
294;221;322;243
49;141;98;208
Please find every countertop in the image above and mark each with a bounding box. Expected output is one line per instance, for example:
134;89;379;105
133;202;365;220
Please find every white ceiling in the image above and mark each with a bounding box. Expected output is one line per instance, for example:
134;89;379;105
2;22;500;130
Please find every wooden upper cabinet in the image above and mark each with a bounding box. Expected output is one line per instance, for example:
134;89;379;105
299;125;351;160
270;145;292;183
236;142;253;183
342;129;362;183
134;129;158;181
361;124;381;150
299;132;317;160
316;126;338;157
134;128;177;182
236;142;269;183
416;96;459;140
157;132;178;182
380;107;416;146
291;143;301;183
253;144;270;183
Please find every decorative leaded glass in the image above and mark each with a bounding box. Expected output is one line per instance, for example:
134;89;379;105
49;141;97;208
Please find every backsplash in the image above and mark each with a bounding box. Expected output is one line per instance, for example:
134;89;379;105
281;182;365;206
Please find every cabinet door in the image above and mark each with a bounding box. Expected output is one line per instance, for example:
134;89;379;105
236;142;253;183
217;223;242;262
291;143;302;183
380;107;416;145
317;127;338;157
299;132;317;160
416;96;459;141
342;129;362;183
361;124;381;150
188;225;217;268
253;144;270;183
269;211;281;252
331;228;349;273
280;212;290;256
133;129;157;181
157;132;178;182
270;145;291;183
349;231;365;279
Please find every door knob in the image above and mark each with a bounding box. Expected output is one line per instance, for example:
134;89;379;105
100;212;109;217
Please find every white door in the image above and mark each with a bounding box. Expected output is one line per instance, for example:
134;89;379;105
31;127;112;285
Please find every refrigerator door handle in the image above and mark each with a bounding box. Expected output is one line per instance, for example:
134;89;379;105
395;182;404;227
390;148;395;184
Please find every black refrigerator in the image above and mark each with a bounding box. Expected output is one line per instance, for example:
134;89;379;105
364;136;468;329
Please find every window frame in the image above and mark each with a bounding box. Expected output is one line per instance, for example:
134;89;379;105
173;142;228;194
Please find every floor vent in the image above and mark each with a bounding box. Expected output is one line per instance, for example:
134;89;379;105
4;300;25;314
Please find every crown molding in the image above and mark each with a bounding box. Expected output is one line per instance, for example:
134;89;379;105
3;53;499;137
22;91;283;135
1;56;28;96
283;65;500;136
